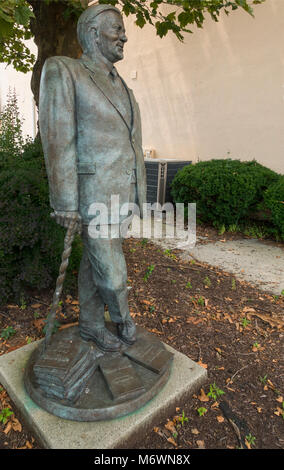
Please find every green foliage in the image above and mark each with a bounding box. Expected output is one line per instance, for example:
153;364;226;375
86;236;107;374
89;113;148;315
0;87;25;163
143;264;155;281
0;94;82;304
207;383;225;401
0;0;35;72
104;0;266;40
0;326;16;340
204;276;211;287
171;159;279;227
241;317;251;328
263;176;284;239
245;433;256;446
179;410;189;426
0;407;13;424
197;407;207;417
0;0;265;72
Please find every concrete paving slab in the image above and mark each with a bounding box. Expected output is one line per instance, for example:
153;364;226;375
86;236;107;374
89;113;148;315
131;216;284;295
0;340;207;449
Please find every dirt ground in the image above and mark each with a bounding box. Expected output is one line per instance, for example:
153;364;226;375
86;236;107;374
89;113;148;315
0;227;283;450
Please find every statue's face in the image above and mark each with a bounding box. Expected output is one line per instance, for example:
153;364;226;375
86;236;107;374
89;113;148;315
95;11;127;63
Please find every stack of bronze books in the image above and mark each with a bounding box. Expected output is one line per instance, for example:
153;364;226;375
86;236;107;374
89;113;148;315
33;339;102;403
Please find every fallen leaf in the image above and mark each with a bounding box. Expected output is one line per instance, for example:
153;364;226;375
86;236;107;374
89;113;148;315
176;407;180;412
198;388;209;402
243;307;256;314
12;418;22;432
25;441;33;449
150;328;163;335
245;440;251;449
3;421;12;434
211;402;219;408
257;407;262;413
31;303;42;309
59;322;79;331
267;379;275;389
71;300;79;305
276;396;283;403
215;347;222;354
165;421;176;434
167;437;177;447
196;440;205;449
224;313;233;323
191;428;199;435
274;407;283;417
34;318;45;331
6;343;26;353
217;415;224;423
197;361;208;369
7;305;18;309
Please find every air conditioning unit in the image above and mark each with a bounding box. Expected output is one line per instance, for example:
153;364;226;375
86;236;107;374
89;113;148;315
145;159;192;206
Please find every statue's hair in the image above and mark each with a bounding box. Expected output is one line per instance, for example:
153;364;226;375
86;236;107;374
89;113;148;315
77;4;121;52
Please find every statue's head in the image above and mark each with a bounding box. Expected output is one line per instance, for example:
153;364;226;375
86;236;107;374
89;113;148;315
77;4;127;63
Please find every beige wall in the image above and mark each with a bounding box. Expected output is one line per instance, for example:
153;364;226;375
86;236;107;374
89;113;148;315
1;2;283;173
117;0;284;173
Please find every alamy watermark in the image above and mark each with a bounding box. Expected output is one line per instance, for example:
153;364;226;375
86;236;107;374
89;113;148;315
87;195;196;249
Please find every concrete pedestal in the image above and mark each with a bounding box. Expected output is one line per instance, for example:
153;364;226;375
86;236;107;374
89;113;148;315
0;340;207;449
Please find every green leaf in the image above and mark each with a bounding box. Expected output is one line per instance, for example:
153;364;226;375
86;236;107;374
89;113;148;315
14;5;34;26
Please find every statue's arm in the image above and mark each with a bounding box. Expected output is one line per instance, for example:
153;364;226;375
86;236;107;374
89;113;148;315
39;57;79;222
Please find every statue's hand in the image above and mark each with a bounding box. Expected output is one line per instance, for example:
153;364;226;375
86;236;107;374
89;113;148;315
51;211;82;231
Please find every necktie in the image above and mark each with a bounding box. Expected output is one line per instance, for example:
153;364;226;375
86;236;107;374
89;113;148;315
109;67;132;128
110;66;118;80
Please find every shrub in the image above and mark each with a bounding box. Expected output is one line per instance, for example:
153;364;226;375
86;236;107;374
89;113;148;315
171;159;279;227
0;138;82;305
0;88;24;166
263;176;284;240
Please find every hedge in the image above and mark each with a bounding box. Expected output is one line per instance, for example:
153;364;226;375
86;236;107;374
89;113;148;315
171;159;280;228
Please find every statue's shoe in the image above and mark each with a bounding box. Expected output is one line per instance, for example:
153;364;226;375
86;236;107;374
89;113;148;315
117;317;136;345
80;326;121;352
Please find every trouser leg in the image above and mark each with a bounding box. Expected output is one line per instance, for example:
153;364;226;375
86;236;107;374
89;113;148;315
78;246;105;332
78;226;130;330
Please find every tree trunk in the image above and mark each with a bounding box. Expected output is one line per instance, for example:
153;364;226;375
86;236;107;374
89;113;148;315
28;0;82;108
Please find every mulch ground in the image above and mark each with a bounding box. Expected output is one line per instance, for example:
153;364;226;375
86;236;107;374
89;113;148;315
0;227;283;450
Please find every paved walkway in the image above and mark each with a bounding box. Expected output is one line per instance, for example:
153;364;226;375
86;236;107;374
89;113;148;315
130;216;284;295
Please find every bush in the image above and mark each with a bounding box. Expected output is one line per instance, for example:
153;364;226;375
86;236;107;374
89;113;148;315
0;138;82;305
263;176;284;240
171;159;279;227
0;88;24;167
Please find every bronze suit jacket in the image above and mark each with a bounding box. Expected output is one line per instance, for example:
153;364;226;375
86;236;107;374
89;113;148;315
39;54;147;224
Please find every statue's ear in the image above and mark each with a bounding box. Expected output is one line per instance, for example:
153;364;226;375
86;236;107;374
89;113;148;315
90;25;99;42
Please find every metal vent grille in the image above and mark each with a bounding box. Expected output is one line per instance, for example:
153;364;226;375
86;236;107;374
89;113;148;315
145;159;191;205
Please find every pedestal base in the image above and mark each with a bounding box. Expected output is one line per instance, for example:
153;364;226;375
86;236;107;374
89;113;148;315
0;330;207;449
24;325;173;422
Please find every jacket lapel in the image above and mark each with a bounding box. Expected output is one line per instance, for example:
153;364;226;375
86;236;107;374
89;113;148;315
79;56;133;133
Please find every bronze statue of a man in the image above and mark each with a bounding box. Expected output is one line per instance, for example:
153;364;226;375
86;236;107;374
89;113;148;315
39;4;147;352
